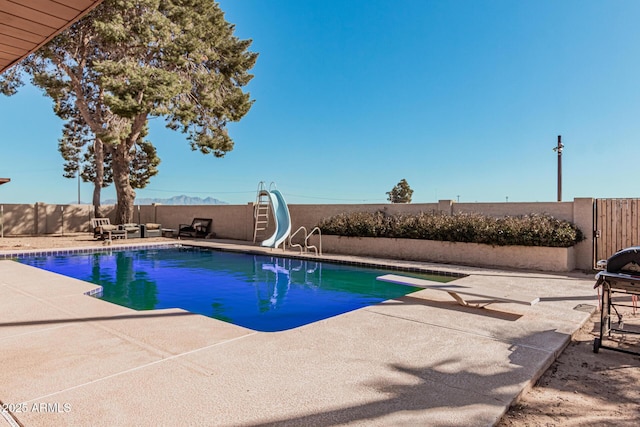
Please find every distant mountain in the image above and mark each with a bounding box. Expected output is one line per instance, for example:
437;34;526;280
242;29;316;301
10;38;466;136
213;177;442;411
102;195;228;205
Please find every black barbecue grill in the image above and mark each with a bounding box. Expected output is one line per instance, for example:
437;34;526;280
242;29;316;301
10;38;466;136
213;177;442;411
593;246;640;355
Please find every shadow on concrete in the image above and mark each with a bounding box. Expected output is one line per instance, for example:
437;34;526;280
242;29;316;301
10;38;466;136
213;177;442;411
465;270;594;280
0;310;197;328
382;294;523;321
246;331;565;427
539;294;598;302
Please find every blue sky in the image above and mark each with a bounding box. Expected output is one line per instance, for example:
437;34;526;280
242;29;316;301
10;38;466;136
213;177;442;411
1;0;640;205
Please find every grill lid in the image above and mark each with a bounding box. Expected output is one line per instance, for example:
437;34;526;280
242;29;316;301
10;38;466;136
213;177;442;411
605;246;640;274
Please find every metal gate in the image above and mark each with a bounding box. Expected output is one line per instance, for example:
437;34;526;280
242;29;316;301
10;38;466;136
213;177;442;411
595;199;640;264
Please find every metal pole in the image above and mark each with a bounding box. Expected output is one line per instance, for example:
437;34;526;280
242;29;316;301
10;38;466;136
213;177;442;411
557;135;563;202
553;135;563;202
77;171;81;204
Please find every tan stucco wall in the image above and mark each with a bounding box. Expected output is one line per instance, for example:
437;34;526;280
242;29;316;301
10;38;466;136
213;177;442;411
0;198;594;270
571;198;595;271
315;235;575;272
151;204;254;240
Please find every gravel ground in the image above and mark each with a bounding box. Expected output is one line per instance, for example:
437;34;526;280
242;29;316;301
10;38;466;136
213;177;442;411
497;305;640;426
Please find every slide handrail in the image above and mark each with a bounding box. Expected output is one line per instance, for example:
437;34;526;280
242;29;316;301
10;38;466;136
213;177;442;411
305;227;322;256
289;226;307;254
286;226;323;256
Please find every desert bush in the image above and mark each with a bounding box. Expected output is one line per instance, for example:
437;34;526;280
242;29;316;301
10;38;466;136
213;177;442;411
317;211;584;247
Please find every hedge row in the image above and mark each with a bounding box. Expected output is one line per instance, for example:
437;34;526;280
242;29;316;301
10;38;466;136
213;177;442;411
317;211;584;247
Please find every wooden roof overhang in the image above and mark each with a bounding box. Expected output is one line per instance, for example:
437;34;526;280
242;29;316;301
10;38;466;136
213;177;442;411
0;0;104;74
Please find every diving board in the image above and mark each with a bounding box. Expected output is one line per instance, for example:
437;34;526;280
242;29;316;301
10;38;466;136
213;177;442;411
376;274;540;308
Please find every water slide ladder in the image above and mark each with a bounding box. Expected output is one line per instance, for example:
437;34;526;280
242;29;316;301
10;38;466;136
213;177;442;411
253;182;271;243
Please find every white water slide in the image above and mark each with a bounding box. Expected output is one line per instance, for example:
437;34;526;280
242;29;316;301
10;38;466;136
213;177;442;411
260;189;292;249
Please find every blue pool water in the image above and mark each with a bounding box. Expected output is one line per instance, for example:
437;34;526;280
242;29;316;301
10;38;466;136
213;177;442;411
18;246;449;332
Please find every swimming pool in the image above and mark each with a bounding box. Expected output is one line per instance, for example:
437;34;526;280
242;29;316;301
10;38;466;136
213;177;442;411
18;246;451;332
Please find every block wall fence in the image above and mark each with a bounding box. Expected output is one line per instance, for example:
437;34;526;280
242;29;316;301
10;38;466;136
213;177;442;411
0;198;595;270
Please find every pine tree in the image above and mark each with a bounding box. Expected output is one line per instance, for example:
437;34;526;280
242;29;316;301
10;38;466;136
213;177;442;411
1;0;256;223
59;116;159;215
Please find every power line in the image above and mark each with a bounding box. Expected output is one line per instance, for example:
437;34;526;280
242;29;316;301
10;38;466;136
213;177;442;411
140;188;254;195
285;193;386;202
140;187;386;202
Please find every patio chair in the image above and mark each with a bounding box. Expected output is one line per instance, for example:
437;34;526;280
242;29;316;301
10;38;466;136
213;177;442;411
90;218;126;240
120;223;141;239
178;218;213;239
141;223;162;238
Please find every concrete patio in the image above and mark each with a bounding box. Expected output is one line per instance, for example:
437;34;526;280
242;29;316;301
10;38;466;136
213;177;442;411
0;238;597;426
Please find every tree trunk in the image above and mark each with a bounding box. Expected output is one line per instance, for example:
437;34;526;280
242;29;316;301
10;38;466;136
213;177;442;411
112;143;135;224
92;138;104;218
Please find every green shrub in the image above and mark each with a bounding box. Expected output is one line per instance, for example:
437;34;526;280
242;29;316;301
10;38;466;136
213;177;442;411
317;211;584;247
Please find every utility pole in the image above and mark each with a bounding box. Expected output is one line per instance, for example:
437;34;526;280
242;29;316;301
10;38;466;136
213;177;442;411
552;135;563;202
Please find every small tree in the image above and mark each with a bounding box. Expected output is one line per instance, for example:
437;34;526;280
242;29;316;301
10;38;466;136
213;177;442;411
386;179;413;203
